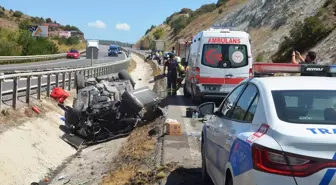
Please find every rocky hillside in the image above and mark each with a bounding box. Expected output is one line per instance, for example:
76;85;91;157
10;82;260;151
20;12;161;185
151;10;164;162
137;0;336;63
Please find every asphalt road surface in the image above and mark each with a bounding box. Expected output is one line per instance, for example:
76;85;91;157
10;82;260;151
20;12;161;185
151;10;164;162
0;45;126;72
1;45;127;94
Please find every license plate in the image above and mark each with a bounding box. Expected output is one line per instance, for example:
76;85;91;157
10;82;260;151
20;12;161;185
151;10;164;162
205;86;220;91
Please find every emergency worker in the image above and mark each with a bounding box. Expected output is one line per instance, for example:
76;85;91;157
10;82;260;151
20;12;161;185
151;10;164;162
163;53;178;96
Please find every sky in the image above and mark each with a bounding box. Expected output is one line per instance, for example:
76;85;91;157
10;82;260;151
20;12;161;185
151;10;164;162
1;0;217;43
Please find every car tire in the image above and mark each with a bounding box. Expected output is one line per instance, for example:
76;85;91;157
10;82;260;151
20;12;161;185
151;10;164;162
121;91;144;113
226;176;233;185
118;69;136;88
76;73;85;93
183;83;191;97
201;135;214;185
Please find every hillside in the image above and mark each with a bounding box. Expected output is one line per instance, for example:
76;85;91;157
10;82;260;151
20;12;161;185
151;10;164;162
0;5;86;55
136;0;336;63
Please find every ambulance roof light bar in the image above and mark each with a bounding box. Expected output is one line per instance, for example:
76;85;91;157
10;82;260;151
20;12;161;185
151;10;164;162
253;63;336;77
211;24;238;31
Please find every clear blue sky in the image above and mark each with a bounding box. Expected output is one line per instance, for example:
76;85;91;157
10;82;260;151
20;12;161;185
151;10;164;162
1;0;217;43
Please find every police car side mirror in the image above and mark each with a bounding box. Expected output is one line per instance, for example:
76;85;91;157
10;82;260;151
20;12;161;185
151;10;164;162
198;102;216;116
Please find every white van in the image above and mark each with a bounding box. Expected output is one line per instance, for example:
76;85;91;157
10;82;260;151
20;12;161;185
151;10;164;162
183;27;253;103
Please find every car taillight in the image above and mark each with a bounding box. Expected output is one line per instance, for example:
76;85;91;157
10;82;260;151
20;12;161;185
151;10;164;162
252;144;336;177
249;68;253;77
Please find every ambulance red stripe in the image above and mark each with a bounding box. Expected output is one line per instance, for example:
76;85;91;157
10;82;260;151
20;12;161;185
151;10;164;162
199;77;245;84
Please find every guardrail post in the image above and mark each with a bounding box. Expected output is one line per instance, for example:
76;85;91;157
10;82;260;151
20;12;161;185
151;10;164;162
0;80;2;111
74;71;78;88
83;70;86;79
37;75;42;100
46;74;51;97
68;72;72;91
62;72;66;89
12;77;18;109
55;73;59;87
103;67;106;75
26;76;31;104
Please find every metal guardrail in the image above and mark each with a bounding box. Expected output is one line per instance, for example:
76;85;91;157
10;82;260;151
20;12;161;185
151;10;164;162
0;48;132;110
0;50;86;62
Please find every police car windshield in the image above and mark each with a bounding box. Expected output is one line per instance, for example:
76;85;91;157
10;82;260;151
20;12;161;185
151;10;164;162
272;90;336;124
201;44;248;68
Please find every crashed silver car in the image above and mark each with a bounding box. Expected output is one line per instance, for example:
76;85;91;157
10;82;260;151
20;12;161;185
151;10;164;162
60;69;163;149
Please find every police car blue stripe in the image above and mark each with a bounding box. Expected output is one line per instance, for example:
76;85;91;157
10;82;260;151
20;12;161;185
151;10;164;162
319;153;336;185
228;139;253;176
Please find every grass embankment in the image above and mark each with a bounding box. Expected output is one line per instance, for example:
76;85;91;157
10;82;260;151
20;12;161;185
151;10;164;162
127;60;137;73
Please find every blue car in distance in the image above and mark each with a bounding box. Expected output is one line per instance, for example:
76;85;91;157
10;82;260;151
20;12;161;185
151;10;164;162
108;45;120;56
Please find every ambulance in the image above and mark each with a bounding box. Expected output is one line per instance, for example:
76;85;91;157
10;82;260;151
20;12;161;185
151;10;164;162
183;26;253;102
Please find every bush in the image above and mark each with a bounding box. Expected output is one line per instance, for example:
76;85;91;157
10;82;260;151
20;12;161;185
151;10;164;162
179;8;193;14
57;36;67;45
192;3;216;16
17;30;59;55
46;18;52;23
171;15;190;34
272;16;334;62
218;8;223;14
153;28;164;40
0;10;5;18
9;9;13;14
13;10;23;18
216;0;227;7
65;36;80;45
145;25;156;35
256;53;264;62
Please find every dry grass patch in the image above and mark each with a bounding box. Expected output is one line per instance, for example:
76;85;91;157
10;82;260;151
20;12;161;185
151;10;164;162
127;59;137;73
102;121;160;185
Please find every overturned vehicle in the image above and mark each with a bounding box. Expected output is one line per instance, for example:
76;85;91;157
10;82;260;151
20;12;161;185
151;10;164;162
58;69;163;149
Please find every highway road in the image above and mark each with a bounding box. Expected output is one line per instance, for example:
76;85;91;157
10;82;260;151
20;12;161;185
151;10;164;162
1;45;128;96
0;45;126;72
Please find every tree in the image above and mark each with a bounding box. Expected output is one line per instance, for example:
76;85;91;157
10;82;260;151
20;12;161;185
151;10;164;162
216;0;226;7
19;19;33;30
46;18;52;23
13;11;23;18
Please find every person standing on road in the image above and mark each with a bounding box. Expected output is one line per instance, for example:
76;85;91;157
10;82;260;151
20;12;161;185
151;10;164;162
163;54;178;96
291;50;317;64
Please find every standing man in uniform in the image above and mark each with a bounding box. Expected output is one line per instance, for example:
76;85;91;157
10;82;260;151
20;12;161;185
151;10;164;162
163;53;178;96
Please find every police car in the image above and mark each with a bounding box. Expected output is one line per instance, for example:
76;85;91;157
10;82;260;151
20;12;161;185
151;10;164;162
198;63;336;185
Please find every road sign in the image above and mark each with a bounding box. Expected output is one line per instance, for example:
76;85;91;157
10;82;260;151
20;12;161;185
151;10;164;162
27;25;48;37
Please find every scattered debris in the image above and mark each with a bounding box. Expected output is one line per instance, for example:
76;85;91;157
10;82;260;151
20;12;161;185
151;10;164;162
32;106;41;114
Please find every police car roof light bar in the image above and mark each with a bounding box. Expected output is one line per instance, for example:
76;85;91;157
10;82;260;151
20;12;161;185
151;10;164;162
253;63;336;77
328;64;336;73
253;63;301;74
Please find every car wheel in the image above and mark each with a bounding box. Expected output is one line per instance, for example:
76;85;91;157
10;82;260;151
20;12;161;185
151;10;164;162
191;90;202;104
201;135;213;185
118;69;136;88
76;73;85;93
121;91;144;113
226;176;233;185
183;83;191;97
